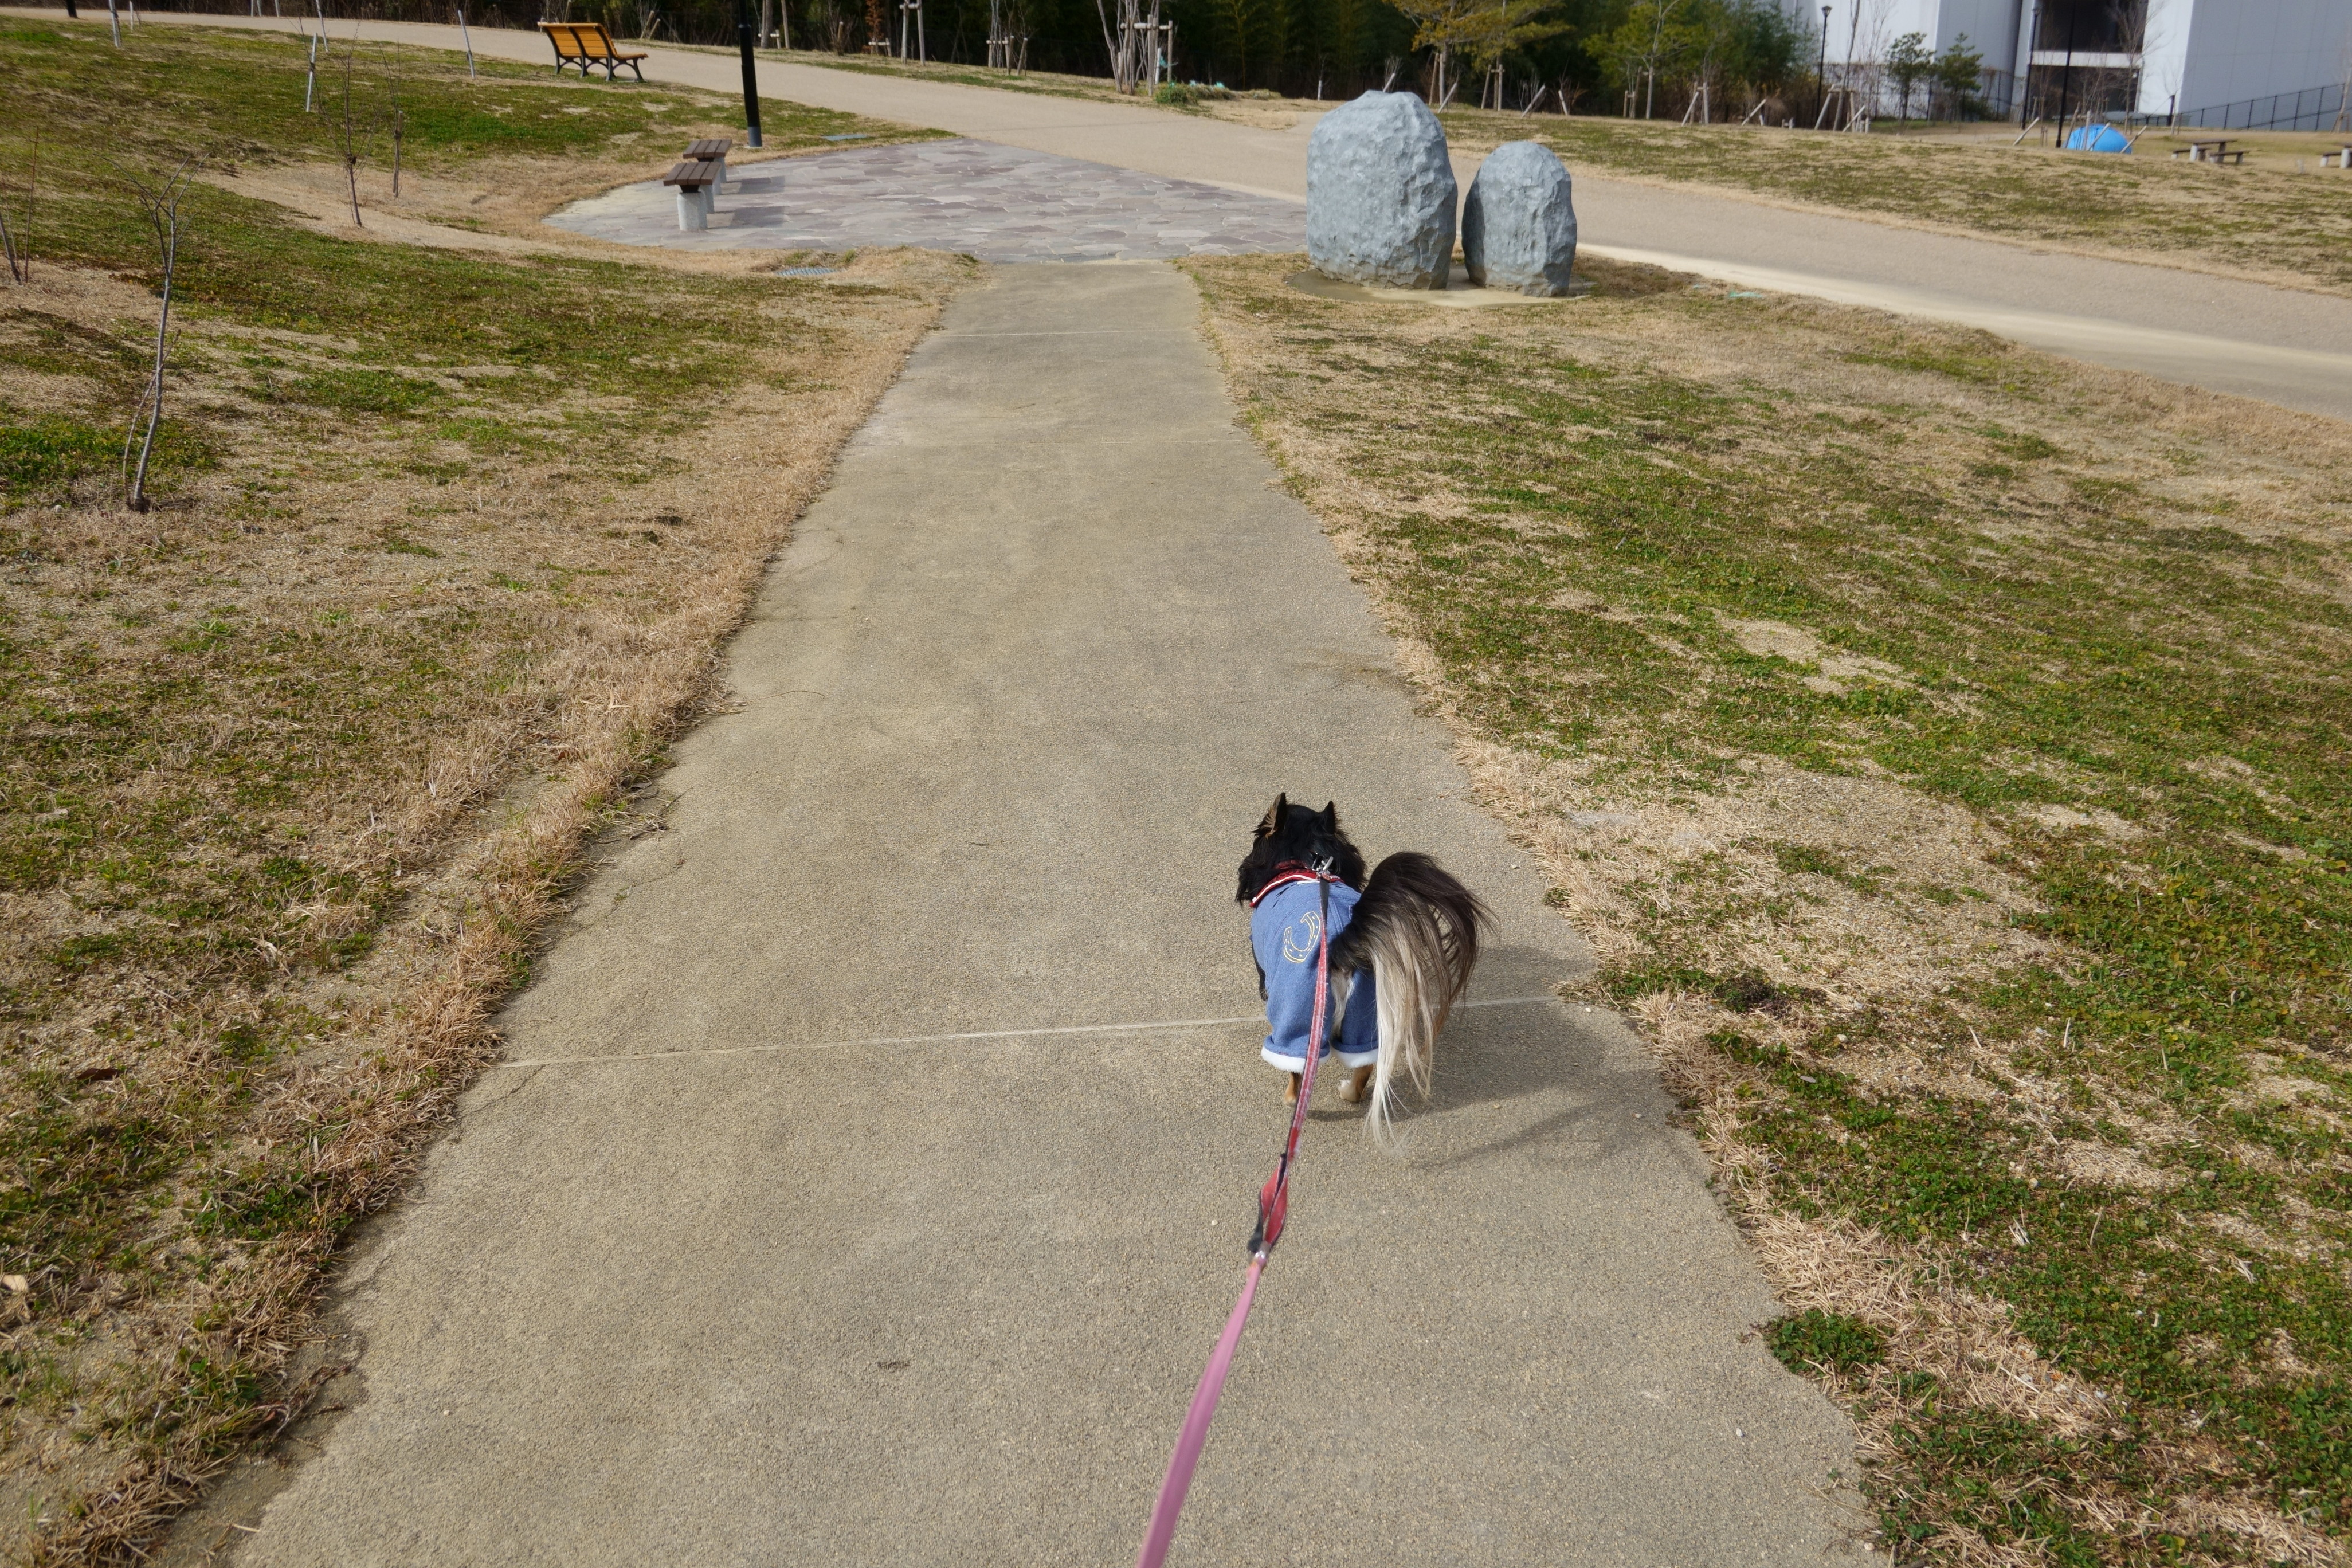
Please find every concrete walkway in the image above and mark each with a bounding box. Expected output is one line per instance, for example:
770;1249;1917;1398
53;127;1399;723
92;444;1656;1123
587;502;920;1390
199;265;1873;1564
34;7;2352;420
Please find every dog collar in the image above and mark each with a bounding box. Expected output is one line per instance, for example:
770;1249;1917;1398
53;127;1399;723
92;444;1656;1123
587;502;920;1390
1248;863;1334;908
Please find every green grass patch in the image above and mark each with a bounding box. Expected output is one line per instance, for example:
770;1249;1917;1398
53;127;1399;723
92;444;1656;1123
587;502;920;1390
1766;1308;1888;1373
0;412;120;502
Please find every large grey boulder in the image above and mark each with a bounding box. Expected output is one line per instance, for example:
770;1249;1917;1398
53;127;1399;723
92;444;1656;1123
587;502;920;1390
1462;140;1578;296
1306;91;1457;290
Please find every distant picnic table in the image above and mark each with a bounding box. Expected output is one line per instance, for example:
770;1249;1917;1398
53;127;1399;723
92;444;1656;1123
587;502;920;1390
538;22;648;81
2173;137;2246;165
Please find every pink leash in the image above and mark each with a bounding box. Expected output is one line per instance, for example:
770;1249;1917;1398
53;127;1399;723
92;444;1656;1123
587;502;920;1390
1134;874;1334;1568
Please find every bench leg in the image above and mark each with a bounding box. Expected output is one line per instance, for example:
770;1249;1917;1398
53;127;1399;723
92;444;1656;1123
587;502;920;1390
626;60;644;81
677;190;707;232
701;184;718;219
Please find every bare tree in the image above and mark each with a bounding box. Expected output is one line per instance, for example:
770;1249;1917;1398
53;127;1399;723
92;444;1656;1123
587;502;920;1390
338;41;366;226
118;160;195;515
0;135;35;285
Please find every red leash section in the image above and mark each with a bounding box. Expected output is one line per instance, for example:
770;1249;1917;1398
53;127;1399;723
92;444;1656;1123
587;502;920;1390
1135;876;1334;1568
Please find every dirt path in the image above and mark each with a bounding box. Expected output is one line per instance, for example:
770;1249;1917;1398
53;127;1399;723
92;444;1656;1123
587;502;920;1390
20;7;2352;420
167;264;1875;1565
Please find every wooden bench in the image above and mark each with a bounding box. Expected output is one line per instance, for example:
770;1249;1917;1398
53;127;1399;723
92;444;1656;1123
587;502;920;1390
663;159;720;230
539;22;647;81
683;137;732;187
2323;147;2352;170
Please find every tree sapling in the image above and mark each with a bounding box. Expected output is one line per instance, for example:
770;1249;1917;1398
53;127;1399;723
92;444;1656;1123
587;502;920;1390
118;159;194;513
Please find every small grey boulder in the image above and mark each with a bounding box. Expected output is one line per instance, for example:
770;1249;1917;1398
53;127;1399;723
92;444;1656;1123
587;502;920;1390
1306;91;1457;290
1462;141;1578;296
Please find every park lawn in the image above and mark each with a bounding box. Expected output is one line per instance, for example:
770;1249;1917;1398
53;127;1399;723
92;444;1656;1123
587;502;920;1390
0;15;939;176
0;18;971;1563
743;45;1314;127
1185;253;2352;1566
1440;107;2352;299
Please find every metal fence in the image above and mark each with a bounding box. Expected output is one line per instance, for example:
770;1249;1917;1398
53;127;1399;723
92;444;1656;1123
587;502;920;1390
2174;80;2347;132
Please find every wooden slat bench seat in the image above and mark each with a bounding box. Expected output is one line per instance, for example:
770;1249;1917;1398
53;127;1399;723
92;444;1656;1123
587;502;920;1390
683;138;732;187
663;158;721;231
538;22;648;82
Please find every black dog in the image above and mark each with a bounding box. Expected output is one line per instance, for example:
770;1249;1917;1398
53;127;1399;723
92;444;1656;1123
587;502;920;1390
1237;796;1488;1138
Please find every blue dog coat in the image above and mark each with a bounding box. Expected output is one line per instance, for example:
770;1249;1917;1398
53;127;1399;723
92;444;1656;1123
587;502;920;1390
1251;875;1379;1072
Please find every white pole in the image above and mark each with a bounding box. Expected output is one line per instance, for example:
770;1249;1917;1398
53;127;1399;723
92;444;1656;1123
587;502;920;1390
458;7;476;76
107;0;120;46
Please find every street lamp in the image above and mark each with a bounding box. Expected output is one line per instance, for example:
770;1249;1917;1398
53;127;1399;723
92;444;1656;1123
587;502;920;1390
1818;5;1831;127
735;0;765;148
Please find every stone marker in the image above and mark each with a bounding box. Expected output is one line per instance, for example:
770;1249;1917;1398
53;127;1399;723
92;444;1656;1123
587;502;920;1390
1462;140;1578;297
1306;91;1457;290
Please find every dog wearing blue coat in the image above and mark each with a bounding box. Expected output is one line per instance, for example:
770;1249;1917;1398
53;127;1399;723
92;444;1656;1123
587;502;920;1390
1237;796;1489;1139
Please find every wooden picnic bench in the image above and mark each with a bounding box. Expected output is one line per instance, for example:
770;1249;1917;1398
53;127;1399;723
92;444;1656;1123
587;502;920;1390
538;22;647;81
2323;146;2352;170
663;159;721;231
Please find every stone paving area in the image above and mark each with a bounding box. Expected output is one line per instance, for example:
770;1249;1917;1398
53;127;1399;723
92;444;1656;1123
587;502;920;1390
546;138;1305;262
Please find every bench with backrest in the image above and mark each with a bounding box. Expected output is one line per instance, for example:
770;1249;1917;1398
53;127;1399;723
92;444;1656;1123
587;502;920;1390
539;22;648;81
663;159;721;231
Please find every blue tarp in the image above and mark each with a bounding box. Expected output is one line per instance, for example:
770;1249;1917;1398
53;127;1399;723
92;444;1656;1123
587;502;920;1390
2064;124;2133;153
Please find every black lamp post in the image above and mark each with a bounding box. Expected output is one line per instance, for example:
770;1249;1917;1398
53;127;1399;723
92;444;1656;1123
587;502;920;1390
1818;6;1832;126
736;0;765;148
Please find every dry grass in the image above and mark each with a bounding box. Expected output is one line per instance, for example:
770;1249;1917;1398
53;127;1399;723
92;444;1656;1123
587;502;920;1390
1;125;971;1563
1437;108;2352;297
1183;250;2352;1562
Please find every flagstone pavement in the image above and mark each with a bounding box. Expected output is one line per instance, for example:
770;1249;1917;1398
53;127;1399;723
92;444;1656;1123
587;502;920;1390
545;136;1306;262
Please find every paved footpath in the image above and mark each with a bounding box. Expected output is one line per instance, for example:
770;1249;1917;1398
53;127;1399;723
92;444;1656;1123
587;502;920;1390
548;138;1306;261
26;7;2352;420
197;266;1875;1564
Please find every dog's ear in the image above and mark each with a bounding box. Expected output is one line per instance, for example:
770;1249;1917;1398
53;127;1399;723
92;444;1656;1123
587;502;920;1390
1256;793;1288;838
1321;801;1339;830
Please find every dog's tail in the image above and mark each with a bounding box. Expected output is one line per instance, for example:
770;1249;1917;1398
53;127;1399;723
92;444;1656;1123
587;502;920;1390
1327;852;1489;1144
